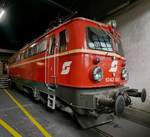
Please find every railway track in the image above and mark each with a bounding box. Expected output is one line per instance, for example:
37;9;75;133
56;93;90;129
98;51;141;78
94;128;114;137
122;107;150;128
94;128;113;137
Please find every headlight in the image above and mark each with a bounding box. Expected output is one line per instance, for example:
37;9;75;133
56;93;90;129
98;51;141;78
122;68;128;80
92;67;103;81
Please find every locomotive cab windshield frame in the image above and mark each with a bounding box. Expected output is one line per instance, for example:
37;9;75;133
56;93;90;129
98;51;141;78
86;26;124;56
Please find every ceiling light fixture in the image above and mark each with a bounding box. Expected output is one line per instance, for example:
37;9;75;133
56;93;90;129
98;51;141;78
0;9;5;19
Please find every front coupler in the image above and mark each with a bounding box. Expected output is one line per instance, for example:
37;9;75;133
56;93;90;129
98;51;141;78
125;88;146;102
114;87;146;115
96;87;147;115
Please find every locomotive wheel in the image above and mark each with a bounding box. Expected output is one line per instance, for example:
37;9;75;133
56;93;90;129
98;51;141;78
31;95;40;103
32;90;40;102
141;88;146;102
115;95;125;115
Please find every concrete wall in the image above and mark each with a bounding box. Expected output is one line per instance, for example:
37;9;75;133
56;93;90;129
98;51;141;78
115;0;150;111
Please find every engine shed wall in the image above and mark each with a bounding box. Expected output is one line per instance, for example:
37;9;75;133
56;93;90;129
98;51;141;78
115;0;150;111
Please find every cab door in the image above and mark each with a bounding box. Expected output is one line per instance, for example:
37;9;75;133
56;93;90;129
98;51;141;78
45;35;57;85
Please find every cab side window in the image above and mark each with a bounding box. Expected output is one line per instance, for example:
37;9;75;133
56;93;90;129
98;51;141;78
49;35;55;54
59;30;67;53
37;39;47;53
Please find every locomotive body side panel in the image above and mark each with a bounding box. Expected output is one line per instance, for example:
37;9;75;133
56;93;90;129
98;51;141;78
8;18;127;89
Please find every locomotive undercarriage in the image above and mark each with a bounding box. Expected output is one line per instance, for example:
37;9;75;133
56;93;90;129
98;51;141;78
10;77;147;128
11;77;147;114
55;86;146;128
56;86;146;117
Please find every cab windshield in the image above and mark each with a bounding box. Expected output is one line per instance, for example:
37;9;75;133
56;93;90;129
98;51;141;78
86;26;124;56
87;27;113;52
114;40;124;56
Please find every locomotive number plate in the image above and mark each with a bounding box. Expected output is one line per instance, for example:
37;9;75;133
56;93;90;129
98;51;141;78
105;77;120;82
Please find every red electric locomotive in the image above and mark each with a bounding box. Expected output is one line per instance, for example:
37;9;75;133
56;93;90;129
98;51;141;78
8;17;146;128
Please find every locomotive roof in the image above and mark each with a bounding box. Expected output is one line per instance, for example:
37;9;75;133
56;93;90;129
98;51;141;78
20;17;112;52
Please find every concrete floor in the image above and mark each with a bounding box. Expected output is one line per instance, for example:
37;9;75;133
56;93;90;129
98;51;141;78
0;88;150;137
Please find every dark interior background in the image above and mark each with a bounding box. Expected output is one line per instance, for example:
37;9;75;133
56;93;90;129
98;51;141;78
0;0;138;51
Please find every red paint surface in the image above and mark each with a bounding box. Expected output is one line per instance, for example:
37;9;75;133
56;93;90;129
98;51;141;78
8;17;127;88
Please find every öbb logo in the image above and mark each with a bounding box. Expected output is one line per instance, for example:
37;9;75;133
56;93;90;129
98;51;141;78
61;61;72;75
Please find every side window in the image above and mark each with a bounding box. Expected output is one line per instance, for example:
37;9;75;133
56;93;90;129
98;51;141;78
28;48;32;57
114;40;124;56
24;50;28;59
16;54;20;62
10;56;15;64
20;52;24;60
49;35;55;54
59;30;67;53
37;39;47;53
31;44;37;56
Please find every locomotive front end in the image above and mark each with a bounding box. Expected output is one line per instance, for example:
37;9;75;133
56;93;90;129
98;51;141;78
56;19;147;124
84;23;146;116
72;21;146;118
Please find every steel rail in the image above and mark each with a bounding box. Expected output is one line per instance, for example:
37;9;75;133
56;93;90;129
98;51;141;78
94;128;114;137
